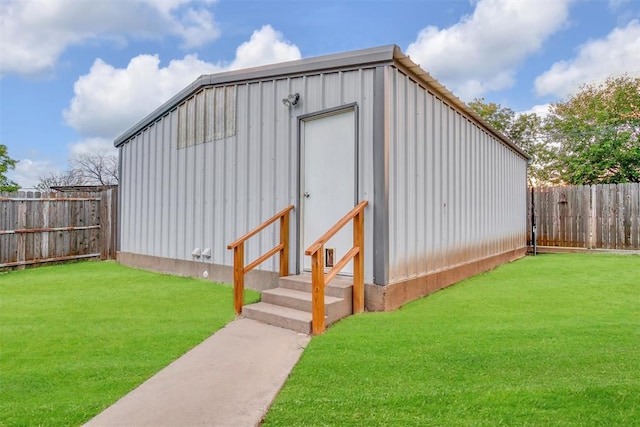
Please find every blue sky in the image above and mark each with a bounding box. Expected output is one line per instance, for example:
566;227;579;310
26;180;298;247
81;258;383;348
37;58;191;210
1;0;639;188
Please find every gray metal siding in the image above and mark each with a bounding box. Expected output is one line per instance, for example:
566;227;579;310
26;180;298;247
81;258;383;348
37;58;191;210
119;68;377;281
387;67;527;283
372;66;389;285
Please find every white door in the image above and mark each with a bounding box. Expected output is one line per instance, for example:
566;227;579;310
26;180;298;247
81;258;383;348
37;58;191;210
301;109;356;274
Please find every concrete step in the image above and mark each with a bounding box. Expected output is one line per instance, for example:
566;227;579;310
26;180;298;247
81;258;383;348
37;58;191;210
245;274;356;334
242;302;312;334
261;287;350;323
279;274;353;299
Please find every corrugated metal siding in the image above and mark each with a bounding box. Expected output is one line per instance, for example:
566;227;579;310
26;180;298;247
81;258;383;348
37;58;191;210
387;67;527;283
119;68;376;281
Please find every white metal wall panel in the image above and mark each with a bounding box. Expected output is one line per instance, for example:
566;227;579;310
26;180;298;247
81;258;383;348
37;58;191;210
118;68;377;281
387;68;527;283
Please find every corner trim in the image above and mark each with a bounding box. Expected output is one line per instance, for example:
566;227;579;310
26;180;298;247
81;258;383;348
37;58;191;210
372;65;389;285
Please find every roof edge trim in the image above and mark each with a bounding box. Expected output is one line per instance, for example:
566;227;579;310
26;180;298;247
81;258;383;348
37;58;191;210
114;44;529;161
391;46;529;160
114;45;397;146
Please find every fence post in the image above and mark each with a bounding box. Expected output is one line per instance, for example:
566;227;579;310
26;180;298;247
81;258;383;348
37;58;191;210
100;190;108;260
16;201;26;270
42;198;50;259
590;185;597;249
112;187;119;258
98;187;118;260
531;187;537;255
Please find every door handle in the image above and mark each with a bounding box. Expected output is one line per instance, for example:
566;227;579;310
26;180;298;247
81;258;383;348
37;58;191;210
304;192;310;198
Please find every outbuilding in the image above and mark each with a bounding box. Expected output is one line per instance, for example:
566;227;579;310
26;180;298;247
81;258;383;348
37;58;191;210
115;45;528;313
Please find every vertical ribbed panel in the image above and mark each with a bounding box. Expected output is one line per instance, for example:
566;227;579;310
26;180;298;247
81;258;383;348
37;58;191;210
119;69;376;281
118;64;526;286
387;68;527;283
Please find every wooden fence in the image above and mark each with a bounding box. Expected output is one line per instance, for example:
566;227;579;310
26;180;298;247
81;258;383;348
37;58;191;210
0;188;118;268
528;183;640;250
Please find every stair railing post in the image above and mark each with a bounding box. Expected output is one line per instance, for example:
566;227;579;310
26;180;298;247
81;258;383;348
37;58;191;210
228;205;294;315
233;243;245;315
311;247;326;335
353;208;365;314
279;210;290;277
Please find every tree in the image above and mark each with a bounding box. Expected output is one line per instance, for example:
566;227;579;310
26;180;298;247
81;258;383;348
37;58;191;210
36;149;118;190
70;150;118;186
467;99;514;134
468;99;554;186
36;170;86;191
0;144;19;192
545;75;640;185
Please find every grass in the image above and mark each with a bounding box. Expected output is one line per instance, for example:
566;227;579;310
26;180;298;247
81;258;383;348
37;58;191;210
265;253;640;426
0;261;259;427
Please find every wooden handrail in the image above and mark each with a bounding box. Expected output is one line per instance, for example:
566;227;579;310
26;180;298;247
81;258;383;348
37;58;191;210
305;200;368;335
305;201;368;257
228;205;294;249
227;205;294;315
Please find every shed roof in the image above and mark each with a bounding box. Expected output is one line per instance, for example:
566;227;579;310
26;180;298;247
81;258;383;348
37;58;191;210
51;185;117;193
114;45;528;159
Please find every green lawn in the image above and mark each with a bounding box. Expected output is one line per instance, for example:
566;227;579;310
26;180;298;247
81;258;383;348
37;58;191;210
0;261;259;427
265;253;640;426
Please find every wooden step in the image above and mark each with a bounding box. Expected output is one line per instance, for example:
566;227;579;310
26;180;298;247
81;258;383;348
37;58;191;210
242;302;312;334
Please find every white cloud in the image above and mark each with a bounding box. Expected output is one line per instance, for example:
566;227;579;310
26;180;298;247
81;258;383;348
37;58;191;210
174;7;219;49
406;0;572;100
68;138;117;156
8;158;57;189
518;103;551;119
64;25;301;140
609;0;632;10
229;25;301;70
63;54;218;138
0;0;220;77
534;20;640;98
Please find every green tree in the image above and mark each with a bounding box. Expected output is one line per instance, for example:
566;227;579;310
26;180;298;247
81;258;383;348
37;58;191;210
468;99;553;185
0;144;19;192
546;75;640;185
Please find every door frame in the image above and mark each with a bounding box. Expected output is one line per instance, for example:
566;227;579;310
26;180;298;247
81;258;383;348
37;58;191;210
296;103;359;274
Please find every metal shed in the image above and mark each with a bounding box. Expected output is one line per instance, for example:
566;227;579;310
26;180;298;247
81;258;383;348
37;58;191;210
115;45;528;313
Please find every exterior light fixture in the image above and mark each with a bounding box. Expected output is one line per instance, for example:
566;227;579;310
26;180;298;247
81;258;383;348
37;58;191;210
282;93;300;107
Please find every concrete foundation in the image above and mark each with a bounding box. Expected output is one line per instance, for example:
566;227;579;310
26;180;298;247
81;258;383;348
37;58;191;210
116;252;280;291
365;247;527;311
118;247;526;311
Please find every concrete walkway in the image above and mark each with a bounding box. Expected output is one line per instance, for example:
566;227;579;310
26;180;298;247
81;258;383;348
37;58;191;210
84;318;310;427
